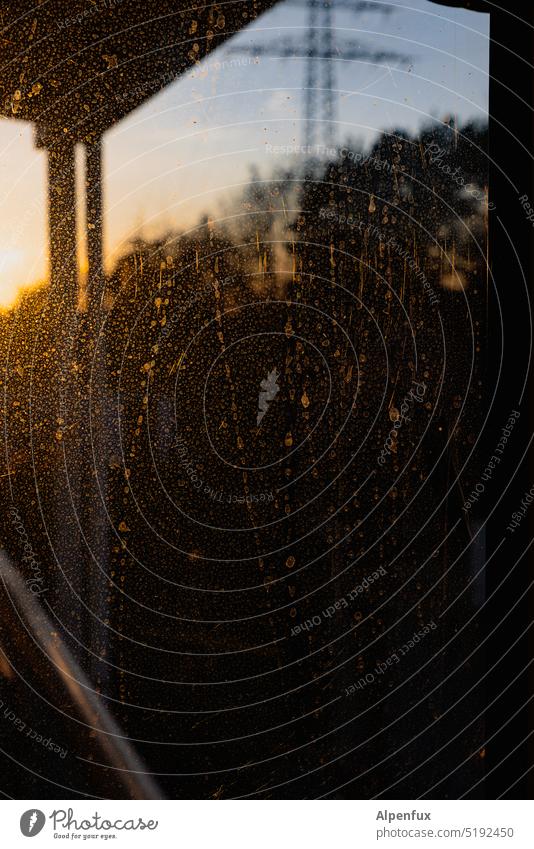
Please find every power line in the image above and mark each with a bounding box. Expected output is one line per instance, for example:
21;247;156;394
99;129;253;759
229;0;408;149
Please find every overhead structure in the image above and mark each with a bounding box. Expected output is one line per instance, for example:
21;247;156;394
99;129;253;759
0;0;278;313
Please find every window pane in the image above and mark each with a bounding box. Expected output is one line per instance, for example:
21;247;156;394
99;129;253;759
0;0;490;799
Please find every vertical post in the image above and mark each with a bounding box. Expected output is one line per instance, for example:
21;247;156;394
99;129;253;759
85;137;105;313
83;136;111;690
33;130;83;657
44;135;79;315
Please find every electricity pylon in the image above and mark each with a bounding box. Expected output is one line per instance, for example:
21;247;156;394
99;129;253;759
230;0;408;150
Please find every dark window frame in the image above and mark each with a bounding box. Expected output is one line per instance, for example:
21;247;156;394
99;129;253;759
431;0;534;799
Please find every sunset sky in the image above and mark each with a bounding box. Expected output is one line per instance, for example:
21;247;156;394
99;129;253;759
0;0;490;308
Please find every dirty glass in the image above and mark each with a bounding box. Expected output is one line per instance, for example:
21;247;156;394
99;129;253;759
0;0;490;799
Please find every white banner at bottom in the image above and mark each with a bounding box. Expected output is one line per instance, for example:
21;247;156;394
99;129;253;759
3;800;533;848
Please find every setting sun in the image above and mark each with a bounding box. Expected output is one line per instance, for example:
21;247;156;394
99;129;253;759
0;248;32;308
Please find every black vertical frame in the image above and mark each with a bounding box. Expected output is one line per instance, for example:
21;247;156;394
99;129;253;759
429;0;534;798
485;1;534;800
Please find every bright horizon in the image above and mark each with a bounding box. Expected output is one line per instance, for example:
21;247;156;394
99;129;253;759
0;0;489;308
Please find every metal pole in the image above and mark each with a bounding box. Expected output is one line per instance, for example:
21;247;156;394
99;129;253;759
44;135;79;314
85;137;105;313
82;137;112;690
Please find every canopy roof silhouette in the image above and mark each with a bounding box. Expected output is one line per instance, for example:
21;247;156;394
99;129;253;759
0;0;276;143
0;1;278;308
